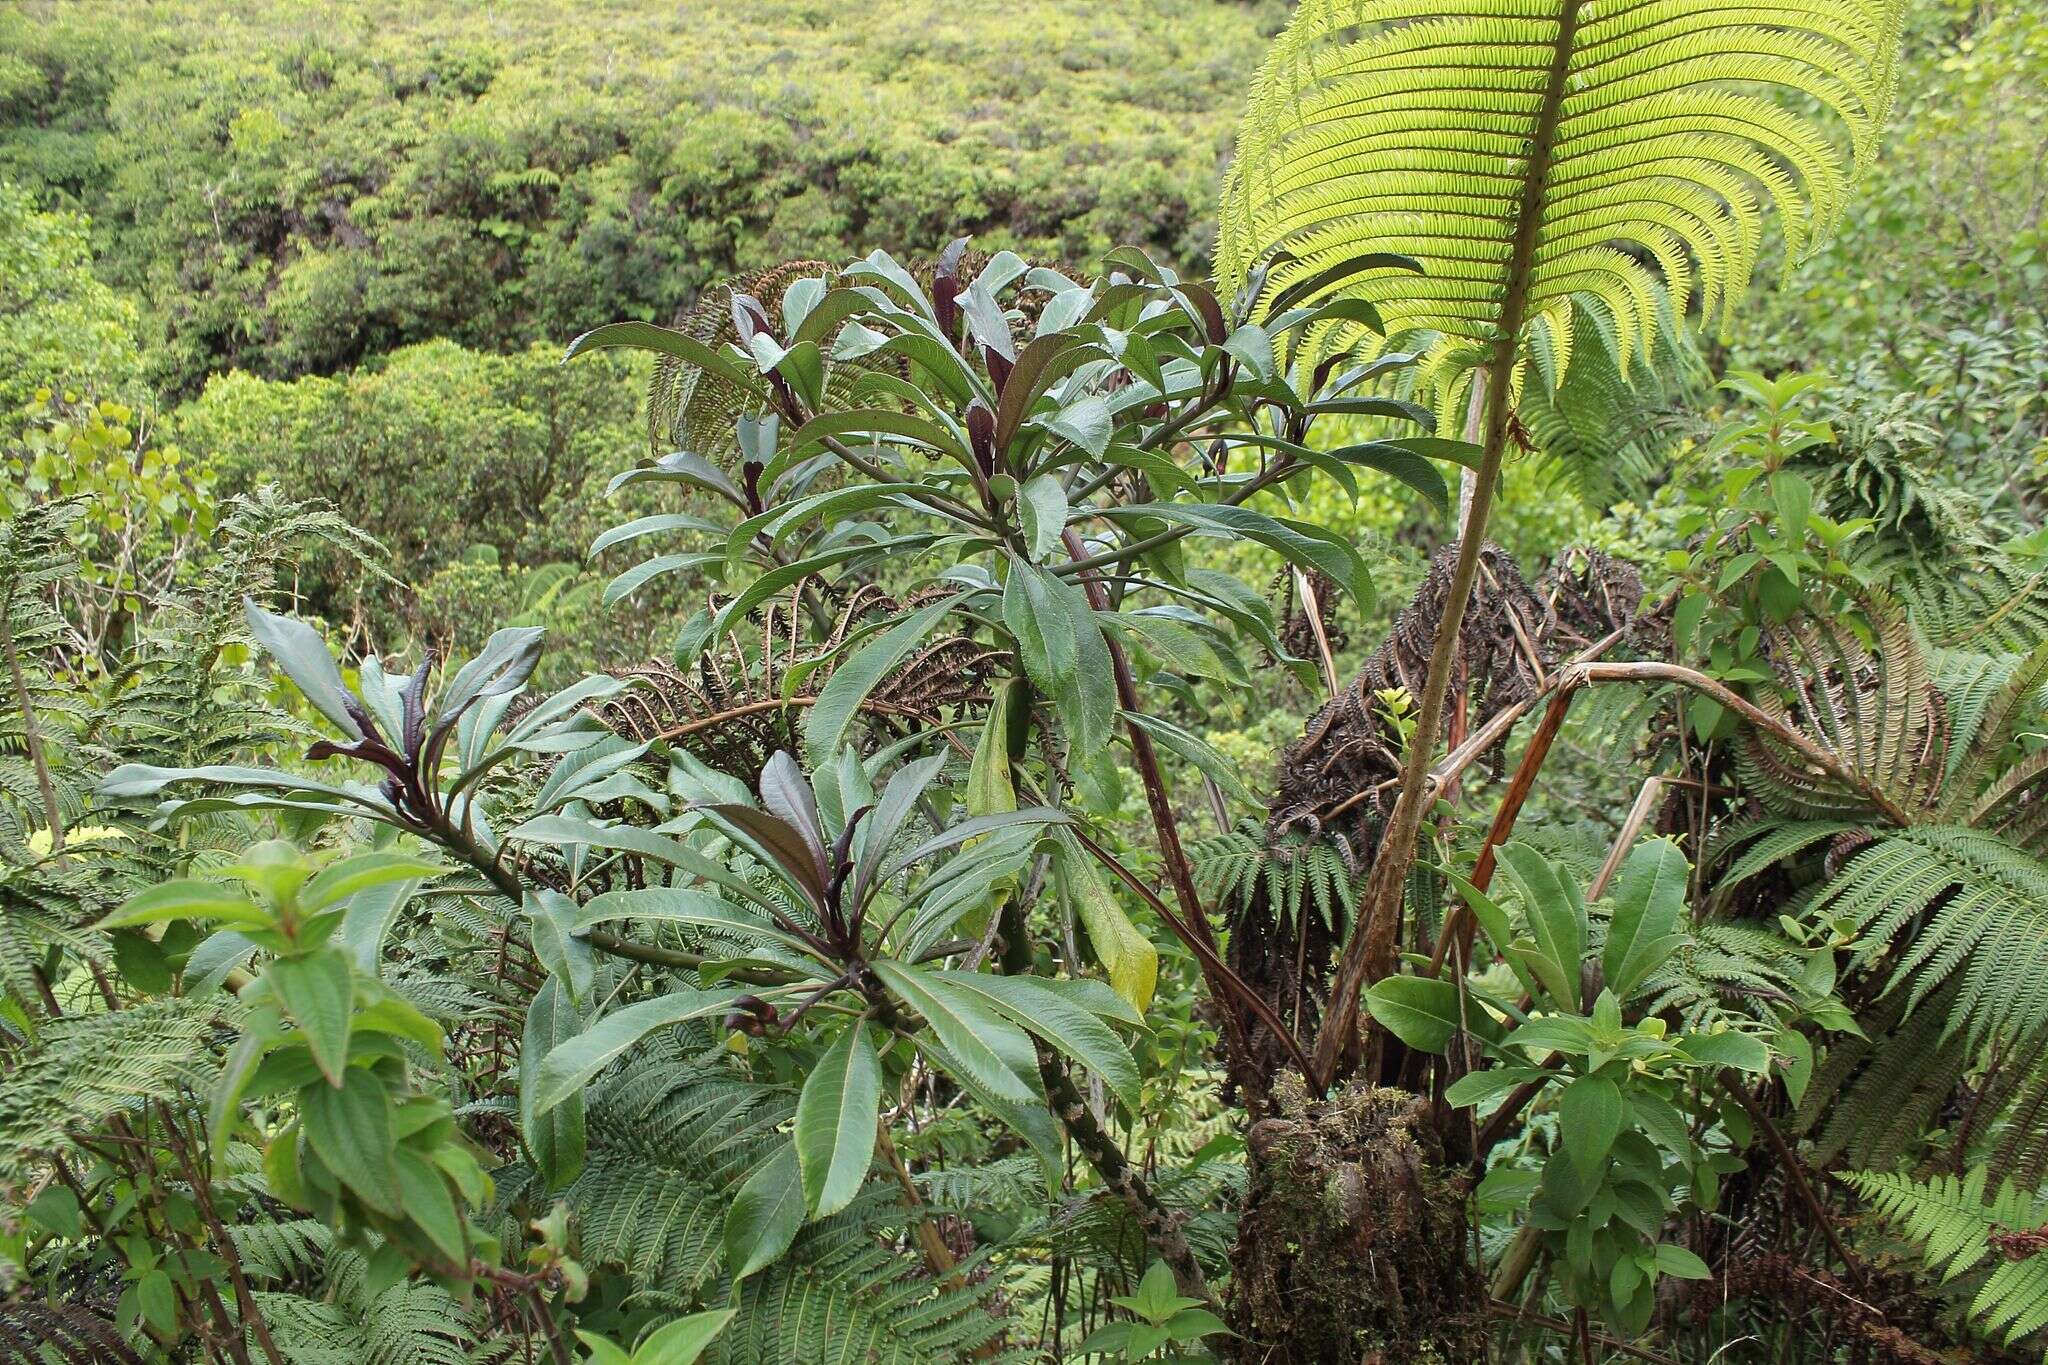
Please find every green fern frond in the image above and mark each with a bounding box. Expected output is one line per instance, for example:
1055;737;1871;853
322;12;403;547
1709;817;1856;900
1823;825;2048;1051
1739;596;1946;819
712;1192;1015;1365
1192;823;1357;931
1637;922;1806;1027
0;998;222;1177
230;1218;333;1287
915;1156;1047;1215
1891;544;2048;653
1797;981;1972;1170
1992;1043;2048;1191
1843;1167;2048;1351
1220;0;1905;406
1519;290;1707;505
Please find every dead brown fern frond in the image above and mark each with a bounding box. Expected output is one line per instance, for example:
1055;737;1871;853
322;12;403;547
0;1300;141;1365
597;578;1000;776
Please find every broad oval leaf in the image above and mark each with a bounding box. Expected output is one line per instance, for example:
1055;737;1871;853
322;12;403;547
265;950;354;1087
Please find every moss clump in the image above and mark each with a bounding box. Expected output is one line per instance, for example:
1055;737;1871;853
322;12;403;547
1227;1074;1485;1363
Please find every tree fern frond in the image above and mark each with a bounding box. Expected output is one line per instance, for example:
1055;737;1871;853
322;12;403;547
230;1218;333;1287
1893;544;2048;654
1517;290;1706;505
1823;825;2048;1050
1709;817;1856;899
1637;922;1806;1027
1933;647;2033;776
1991;1041;2048;1191
0;1299;140;1365
1739;597;1947;818
1798;982;1973;1169
0;998;222;1177
1192;823;1357;932
1843;1167;2048;1351
1220;0;1905;398
712;1192;1014;1365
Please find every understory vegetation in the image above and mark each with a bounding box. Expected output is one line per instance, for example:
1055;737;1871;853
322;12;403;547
3;1;2048;1362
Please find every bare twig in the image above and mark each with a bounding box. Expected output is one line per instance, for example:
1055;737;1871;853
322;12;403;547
1722;1073;1867;1292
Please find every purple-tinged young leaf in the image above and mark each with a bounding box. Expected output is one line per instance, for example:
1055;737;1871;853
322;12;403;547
399;657;433;759
759;752;829;882
966;403;996;474
730;293;771;345
983;346;1013;394
342;693;387;748
933;236;969;342
701;802;828;908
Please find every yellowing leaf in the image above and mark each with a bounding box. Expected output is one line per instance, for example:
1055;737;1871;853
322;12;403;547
1055;830;1156;1017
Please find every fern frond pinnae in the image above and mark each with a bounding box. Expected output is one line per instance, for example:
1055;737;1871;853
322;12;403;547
1843;1167;2048;1351
0;1299;141;1365
1822;825;2048;1053
596;578;999;773
1220;0;1906;410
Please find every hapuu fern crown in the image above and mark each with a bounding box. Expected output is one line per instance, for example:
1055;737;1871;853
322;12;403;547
1218;0;1906;408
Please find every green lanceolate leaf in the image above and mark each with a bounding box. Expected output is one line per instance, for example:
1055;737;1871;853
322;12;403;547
1498;842;1585;1009
392;1146;466;1266
724;1140;804;1280
794;1025;883;1219
565;320;759;390
872;960;1037;1104
532;988;751;1114
1054;830;1157;1017
436;626;545;727
1558;1072;1624;1180
1106;502;1375;611
244;600;362;739
574;886;817;959
98;880;272;932
803;592;966;762
1601;838;1690;1000
1018;473;1069;561
633;1310;737;1365
1003;559;1080;690
522;976;587;1191
933;970;1142;1110
265;950;353;1086
299;850;446;913
1680;1029;1771;1075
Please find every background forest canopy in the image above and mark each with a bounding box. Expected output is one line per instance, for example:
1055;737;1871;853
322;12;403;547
5;0;2048;1362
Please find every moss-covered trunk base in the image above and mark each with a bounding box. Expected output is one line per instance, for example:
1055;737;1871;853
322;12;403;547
1227;1074;1485;1363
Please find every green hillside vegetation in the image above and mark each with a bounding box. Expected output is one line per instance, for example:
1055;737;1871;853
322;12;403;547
5;2;2048;1362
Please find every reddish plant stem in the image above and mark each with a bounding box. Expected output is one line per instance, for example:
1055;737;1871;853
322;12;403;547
1723;1074;1868;1292
1427;687;1578;978
1061;527;1265;1103
161;1102;287;1365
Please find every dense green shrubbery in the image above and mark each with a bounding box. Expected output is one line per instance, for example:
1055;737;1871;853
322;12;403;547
1;0;1277;394
170;341;647;631
6;3;2048;1361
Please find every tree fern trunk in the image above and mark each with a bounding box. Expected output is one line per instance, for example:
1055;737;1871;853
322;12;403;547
1311;0;1588;1089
